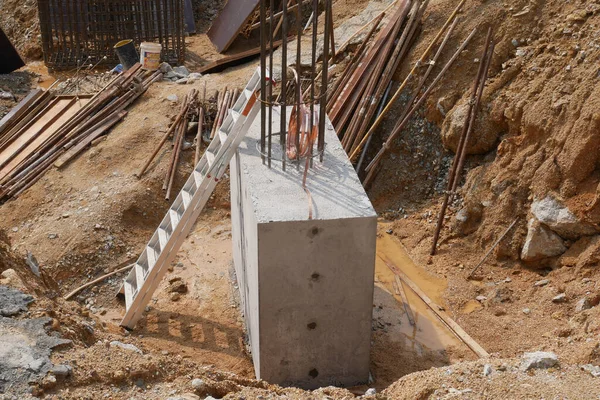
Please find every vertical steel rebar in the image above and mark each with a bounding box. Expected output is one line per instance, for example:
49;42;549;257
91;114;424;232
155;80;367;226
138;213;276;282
309;0;318;169
318;0;332;161
280;0;288;171
260;0;267;164
268;0;274;167
295;0;302;169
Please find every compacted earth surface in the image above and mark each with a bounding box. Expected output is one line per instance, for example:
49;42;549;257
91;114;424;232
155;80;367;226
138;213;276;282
1;0;600;398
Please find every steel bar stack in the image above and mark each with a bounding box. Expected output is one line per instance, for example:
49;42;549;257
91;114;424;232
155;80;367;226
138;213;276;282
0;64;161;201
326;0;419;154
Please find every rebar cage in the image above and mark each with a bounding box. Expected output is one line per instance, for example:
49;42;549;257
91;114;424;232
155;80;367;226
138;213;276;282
38;0;185;70
258;0;333;170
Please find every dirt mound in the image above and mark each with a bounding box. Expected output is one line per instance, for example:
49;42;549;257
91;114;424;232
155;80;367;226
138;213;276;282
0;0;42;60
383;357;600;399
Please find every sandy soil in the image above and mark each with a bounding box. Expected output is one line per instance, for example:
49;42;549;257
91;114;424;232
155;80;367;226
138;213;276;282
1;0;600;398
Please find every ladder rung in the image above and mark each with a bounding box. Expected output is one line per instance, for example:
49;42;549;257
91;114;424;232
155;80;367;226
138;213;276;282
157;228;168;250
205;151;215;166
124;278;135;305
193;170;204;186
181;190;192;209
219;131;228;145
135;263;147;291
169;209;180;227
146;246;158;269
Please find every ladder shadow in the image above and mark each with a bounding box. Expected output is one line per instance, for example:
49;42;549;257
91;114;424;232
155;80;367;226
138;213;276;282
137;310;246;357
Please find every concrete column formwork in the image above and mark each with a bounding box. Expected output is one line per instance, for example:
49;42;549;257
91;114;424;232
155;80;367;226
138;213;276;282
230;107;376;389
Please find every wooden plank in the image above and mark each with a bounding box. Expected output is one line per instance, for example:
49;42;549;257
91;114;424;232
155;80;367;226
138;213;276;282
197;40;283;74
394;275;415;326
0;98;69;168
207;0;260;53
0;93;53;152
0;99;89;182
379;254;490;358
0;89;44;137
54;110;127;168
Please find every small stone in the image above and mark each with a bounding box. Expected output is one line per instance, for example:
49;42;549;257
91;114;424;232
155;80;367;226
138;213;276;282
191;378;208;393
581;364;600;378
386;229;393;234
521;351;559;370
51;364;72;377
159;62;174;74
522;308;531;315
188;72;202;80
168;277;188;293
11;227;18;232
511;39;519;47
170;292;181;302
552;293;567;303
48;233;58;239
167;94;178;102
175;78;189;85
476;295;487;302
173;66;190;76
483;364;492;376
365;388;376;396
109;341;142;354
575;297;592;312
0;91;14;100
534;279;550;287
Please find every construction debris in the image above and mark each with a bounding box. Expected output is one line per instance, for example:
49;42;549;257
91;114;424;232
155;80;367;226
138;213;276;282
0;64;161;201
207;0;261;53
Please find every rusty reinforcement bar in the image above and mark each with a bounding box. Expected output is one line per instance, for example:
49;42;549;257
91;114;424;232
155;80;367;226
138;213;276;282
38;0;185;70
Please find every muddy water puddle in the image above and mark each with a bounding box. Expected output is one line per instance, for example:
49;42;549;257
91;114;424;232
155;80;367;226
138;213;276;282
375;225;462;352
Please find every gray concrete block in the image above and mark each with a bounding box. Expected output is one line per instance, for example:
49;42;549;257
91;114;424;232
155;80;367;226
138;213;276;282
230;107;376;389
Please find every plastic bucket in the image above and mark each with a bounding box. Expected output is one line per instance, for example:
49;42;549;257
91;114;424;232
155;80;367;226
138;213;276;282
113;39;139;71
140;42;162;70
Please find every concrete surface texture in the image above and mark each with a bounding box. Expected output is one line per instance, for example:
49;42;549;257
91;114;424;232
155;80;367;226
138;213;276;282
230;106;377;389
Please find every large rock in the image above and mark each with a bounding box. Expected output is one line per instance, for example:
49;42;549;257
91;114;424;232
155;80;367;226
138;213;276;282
0;285;33;316
520;351;559;370
441;102;503;155
521;218;567;261
531;195;597;239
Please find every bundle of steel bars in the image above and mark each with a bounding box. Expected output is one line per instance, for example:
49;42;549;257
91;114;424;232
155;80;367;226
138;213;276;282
430;27;495;255
210;88;240;140
163;89;199;200
37;0;185;70
348;0;475;186
0;64;161;201
138;84;238;200
257;0;332;170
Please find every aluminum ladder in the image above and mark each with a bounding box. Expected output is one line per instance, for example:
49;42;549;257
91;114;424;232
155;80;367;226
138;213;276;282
120;67;266;329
